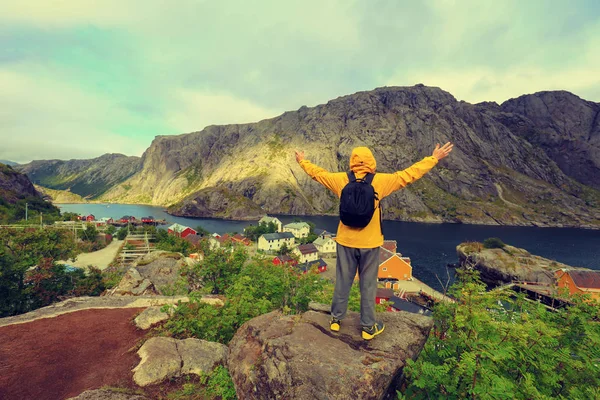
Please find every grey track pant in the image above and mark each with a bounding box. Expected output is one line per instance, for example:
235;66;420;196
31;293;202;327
331;243;380;327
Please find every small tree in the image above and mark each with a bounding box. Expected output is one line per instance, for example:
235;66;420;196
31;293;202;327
79;223;98;242
278;243;292;256
483;237;505;249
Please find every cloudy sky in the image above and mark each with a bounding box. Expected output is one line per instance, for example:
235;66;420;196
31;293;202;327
1;0;599;163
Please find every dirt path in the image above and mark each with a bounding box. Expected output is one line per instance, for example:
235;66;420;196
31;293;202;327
0;308;145;400
60;239;123;271
494;183;521;209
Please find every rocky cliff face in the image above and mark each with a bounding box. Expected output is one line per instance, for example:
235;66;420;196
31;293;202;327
98;85;600;228
492;91;600;191
167;187;265;220
17;153;141;198
0;163;39;203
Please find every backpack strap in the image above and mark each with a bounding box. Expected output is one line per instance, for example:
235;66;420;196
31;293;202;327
347;171;356;183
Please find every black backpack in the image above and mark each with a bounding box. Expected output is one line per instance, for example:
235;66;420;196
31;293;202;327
339;171;381;229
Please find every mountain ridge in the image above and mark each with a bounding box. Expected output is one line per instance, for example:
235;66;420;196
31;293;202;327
15;85;600;228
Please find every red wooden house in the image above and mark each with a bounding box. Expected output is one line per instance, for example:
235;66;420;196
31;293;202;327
119;215;136;223
555;269;600;301
141;216;155;224
272;255;298;266
296;258;327;274
168;223;197;239
83;214;95;222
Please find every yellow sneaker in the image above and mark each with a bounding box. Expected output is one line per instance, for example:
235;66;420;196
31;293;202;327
362;321;385;340
330;317;341;332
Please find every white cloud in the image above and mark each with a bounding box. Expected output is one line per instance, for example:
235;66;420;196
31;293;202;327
0;67;147;163
166;89;281;133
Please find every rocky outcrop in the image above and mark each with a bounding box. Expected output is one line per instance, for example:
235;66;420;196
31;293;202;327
168;186;266;220
456;243;590;287
106;268;158;296
107;252;191;296
134;306;171;330
0;163;39;202
0;296;190;328
17;153;141;198
132;337;228;387
227;309;433;400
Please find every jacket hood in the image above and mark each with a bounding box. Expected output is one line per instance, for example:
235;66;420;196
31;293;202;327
349;147;376;175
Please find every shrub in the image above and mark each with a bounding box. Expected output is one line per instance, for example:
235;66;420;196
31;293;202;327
401;269;600;399
483;237;505;249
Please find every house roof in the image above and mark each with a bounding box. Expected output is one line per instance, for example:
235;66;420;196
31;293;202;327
382;240;397;253
168;223;193;232
275;254;295;263
568;270;600;289
284;222;310;230
388;296;432;316
215;234;231;243
259;216;281;224
379;246;396;264
313;237;332;246
262;232;295;241
376;288;394;299
232;233;249;241
314;228;333;236
297;258;327;272
297;243;318;255
183;234;203;245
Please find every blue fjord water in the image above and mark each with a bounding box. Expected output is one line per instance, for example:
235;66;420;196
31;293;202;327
59;203;600;292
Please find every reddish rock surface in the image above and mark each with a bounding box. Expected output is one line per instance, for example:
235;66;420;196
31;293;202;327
0;308;145;400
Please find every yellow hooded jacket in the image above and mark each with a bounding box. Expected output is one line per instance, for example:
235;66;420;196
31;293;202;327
299;147;438;248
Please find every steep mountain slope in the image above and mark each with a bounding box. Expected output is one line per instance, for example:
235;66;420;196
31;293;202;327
0;160;17;166
97;85;600;227
17;154;141;198
0;163;59;223
485;91;600;190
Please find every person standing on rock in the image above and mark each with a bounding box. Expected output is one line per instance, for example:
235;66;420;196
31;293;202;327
295;143;453;339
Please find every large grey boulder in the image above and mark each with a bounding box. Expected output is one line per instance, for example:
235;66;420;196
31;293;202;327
134;306;170;330
67;388;148;400
132;337;228;387
179;338;229;376
227;309;433;400
133;337;181;387
107;268;158;296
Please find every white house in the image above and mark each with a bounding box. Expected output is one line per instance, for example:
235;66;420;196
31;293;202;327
293;243;319;263
258;216;283;232
258;232;295;252
313;236;336;255
283;222;310;238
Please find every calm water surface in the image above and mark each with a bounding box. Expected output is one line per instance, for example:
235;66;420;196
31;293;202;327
59;203;600;291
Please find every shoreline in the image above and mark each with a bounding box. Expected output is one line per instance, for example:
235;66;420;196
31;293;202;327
54;203;600;231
